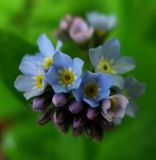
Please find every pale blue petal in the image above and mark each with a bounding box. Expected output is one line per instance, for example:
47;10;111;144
51;84;69;93
72;87;84;101
124;76;146;99
72;58;84;77
45;66;60;86
37;34;54;57
83;98;99;107
126;101;138;117
14;75;34;92
70;77;82;90
89;46;103;67
53;52;72;69
55;40;63;53
24;89;44;100
99;73;113;88
112;57;135;74
101;39;120;61
112;75;124;89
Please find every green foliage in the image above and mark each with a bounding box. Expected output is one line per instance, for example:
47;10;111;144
0;0;156;160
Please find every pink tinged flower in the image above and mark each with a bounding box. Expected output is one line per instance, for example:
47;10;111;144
60;15;74;31
101;94;129;122
69;18;94;44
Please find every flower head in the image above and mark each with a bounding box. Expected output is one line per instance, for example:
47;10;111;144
69;18;94;44
14;55;46;100
73;71;113;107
89;39;135;75
45;51;84;93
86;12;117;31
37;34;62;70
101;94;129;122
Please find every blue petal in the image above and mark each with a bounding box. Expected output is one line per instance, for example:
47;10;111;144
83;98;99;107
101;39;120;61
72;58;84;77
14;75;34;92
124;76;146;99
55;40;63;53
19;54;44;76
24;89;44;100
37;34;54;57
89;46;103;67
126;101;138;117
112;57;136;74
112;75;124;89
72;87;84;101
70;77;82;90
45;66;60;86
53;52;72;69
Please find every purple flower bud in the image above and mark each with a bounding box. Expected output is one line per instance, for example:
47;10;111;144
60;15;74;31
69;18;94;44
69;101;83;114
73;117;83;129
87;108;99;120
52;93;67;107
32;97;50;111
38;109;53;125
53;110;65;125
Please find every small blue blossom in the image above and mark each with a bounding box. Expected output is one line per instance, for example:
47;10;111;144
89;39;136;75
45;51;84;93
37;34;62;70
14;55;46;100
122;76;145;117
86;12;117;31
73;71;113;107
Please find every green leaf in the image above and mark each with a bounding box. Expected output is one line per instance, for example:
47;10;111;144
0;29;36;100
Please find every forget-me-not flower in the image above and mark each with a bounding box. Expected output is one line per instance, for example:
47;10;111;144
89;39;135;75
14;55;46;100
45;51;84;93
73;71;113;107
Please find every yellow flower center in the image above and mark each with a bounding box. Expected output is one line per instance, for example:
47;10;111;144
44;58;53;70
59;69;75;86
35;74;44;89
84;83;99;98
98;58;116;74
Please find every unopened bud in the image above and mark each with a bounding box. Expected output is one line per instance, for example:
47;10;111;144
52;93;67;107
87;108;99;120
69;101;83;114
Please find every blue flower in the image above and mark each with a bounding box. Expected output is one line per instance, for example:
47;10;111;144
122;76;145;117
37;34;62;70
45;51;84;93
73;71;113;107
86;12;117;31
89;39;136;75
14;55;46;100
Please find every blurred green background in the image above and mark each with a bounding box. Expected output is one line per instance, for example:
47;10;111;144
0;0;156;159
